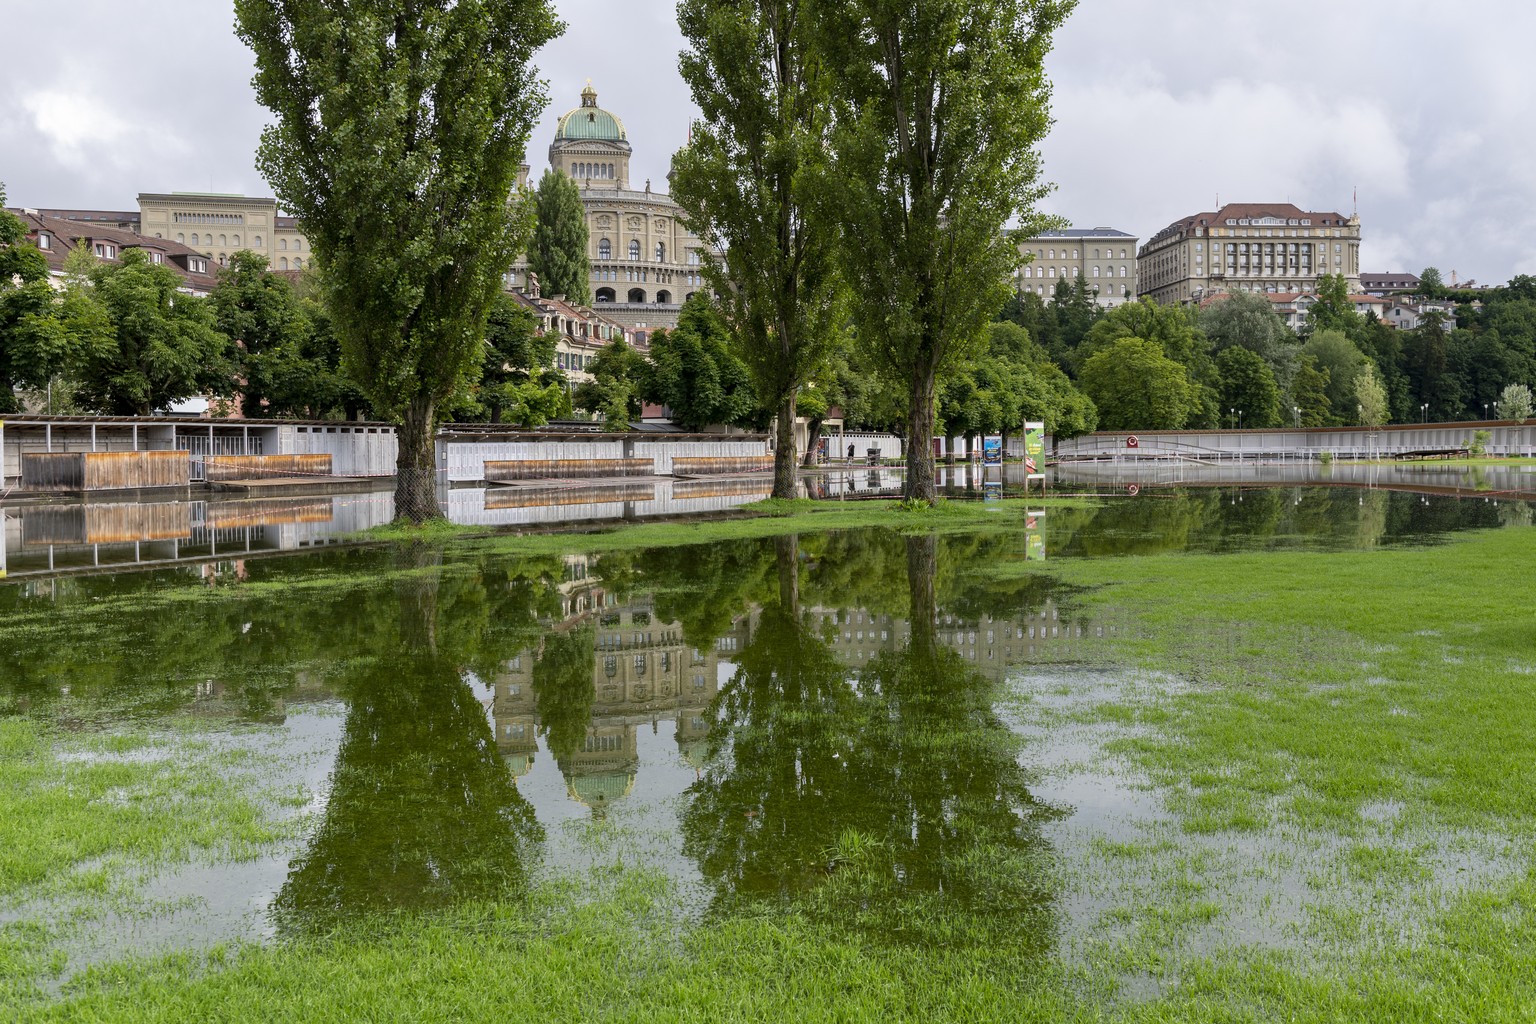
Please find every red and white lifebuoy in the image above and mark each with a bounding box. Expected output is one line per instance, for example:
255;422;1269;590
1126;435;1140;449
1127;484;1140;496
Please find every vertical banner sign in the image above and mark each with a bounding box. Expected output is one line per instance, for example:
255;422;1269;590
1025;512;1046;561
1024;422;1045;475
983;436;1002;465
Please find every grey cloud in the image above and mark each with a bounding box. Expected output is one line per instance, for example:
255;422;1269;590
1;0;1530;282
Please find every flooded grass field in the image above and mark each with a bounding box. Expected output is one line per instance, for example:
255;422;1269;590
2;486;1533;1021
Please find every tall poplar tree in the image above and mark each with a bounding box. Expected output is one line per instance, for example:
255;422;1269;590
235;0;561;522
528;169;591;305
822;0;1073;502
672;0;844;498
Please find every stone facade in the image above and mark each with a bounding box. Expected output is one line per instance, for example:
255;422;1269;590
509;84;707;331
1013;227;1139;308
1138;202;1362;306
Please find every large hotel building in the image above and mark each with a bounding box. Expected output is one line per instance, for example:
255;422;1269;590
1137;202;1361;306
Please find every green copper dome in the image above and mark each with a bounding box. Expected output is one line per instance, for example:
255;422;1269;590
556;84;627;142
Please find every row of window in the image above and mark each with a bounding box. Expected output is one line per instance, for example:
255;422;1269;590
1022;265;1129;279
596;238;673;262
172;212;242;224
1030;247;1130;260
570;162;616;180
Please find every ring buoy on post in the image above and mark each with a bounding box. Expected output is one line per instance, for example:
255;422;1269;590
1126;435;1140;449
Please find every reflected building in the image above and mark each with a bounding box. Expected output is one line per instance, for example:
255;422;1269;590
492;561;728;815
812;600;1125;680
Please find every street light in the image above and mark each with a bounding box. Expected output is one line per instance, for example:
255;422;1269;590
1229;406;1236;430
1293;405;1300;429
1421;403;1429;424
1484;403;1489;421
1238;409;1244;430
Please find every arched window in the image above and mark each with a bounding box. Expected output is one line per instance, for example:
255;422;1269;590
598;238;612;260
628;287;646;302
596;287;615;302
1120;266;1128;277
655;242;665;262
1093;249;1100;259
1023;266;1032;278
219;254;227;266
176;233;184;243
280;239;288;250
656;289;672;303
628;239;640;261
1092;265;1100;277
191;233;200;246
279;257;289;270
1048;267;1055;278
254;235;262;247
1048;248;1055;259
1072;267;1079;277
219;234;227;246
294;239;302;252
685;292;696;302
294;258;303;269
232;234;240;246
1072;249;1079;259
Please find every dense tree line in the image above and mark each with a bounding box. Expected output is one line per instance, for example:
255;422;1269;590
994;271;1536;431
0;203;570;424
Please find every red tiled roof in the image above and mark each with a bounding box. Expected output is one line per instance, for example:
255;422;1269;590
9;208;224;293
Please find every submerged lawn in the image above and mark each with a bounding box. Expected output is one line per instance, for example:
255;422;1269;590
4;505;1536;1021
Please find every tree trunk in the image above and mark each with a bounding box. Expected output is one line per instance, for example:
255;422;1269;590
395;395;444;523
773;394;798;500
800;415;824;468
905;365;938;503
775;533;799;615
905;532;938;660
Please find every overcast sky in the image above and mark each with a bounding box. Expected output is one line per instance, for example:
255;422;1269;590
2;0;1531;285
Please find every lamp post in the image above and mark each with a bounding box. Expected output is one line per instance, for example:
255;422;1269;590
1229;407;1235;430
1484;403;1489;421
1293;405;1300;428
1238;409;1244;431
1421;403;1429;424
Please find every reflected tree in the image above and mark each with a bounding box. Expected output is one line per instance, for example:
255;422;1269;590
532;625;597;762
683;532;1059;953
272;546;544;934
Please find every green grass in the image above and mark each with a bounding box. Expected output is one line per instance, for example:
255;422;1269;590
0;719;308;1008
7;515;1536;1020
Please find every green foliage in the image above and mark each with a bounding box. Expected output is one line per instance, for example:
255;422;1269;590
1354;364;1389;428
1216;344;1283;428
640;294;759;431
1305;272;1362;338
1469;430;1490;457
1080;297;1217;425
573;338;645;429
1200;289;1296;391
1291;354;1332;427
0;197;110;413
1078;336;1199;430
235;0;561;520
528;169;590;305
209;253;362;418
73;249;233;415
467;293;565;426
672;0;844;493
821;0;1074;500
532;626;597;762
1498;382;1532;422
1301;329;1367;425
1418;266;1444;297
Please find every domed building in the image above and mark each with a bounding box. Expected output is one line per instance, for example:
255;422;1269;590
513;83;709;331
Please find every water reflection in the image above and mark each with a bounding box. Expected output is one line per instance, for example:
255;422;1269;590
0;493;1523;952
683;535;1061;948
